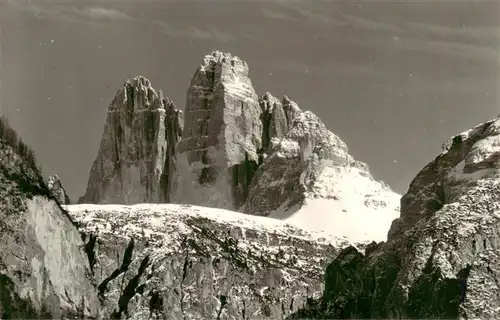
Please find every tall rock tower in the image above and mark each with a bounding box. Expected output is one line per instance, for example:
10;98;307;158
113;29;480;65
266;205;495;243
173;51;263;210
80;76;182;204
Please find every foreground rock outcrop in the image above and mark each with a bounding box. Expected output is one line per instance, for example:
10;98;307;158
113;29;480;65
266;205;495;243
291;117;500;319
174;51;263;210
67;203;356;319
81;76;183;204
0;119;98;318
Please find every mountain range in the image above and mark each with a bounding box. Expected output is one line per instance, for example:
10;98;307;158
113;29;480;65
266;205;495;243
0;51;498;319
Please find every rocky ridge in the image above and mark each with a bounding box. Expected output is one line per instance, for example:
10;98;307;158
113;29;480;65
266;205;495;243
0;120;98;318
290;117;500;319
67;203;356;319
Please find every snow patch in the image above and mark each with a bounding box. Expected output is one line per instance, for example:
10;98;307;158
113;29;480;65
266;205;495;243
268;166;400;242
66;203;351;247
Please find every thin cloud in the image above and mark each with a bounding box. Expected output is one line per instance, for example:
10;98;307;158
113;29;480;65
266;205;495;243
154;21;234;43
323;60;378;77
75;7;133;21
273;59;380;78
396;20;500;47
295;7;347;27
5;0;133;24
261;8;291;20
261;4;400;31
261;5;346;27
390;35;498;62
341;14;403;33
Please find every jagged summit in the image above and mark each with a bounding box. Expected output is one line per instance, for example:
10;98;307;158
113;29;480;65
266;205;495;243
80;76;182;204
245;110;399;242
125;75;152;88
200;51;247;70
80;51;399;242
390;116;500;239
108;76;164;112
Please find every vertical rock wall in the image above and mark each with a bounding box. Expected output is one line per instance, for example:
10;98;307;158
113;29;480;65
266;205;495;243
81;76;182;204
174;51;263;210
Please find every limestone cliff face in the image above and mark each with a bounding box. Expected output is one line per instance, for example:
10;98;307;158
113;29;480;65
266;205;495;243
47;174;71;204
244;110;400;242
81;76;182;204
81;53;395;228
67;203;357;320
0;125;98;318
174;51;263;210
291;117;500;319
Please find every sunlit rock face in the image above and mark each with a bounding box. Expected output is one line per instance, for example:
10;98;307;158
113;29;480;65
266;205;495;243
290;117;500;319
244;110;400;243
80;76;182;205
0;129;98;319
174;51;263;210
47;174;71;204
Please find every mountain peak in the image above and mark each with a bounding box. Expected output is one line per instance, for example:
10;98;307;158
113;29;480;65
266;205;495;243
125;75;152;88
108;75;163;112
80;78;182;204
80;52;399;241
174;51;262;210
204;50;244;65
244;108;399;241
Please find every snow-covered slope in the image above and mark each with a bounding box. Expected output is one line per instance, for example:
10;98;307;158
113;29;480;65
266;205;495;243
69;203;351;246
268;166;401;242
67;203;356;319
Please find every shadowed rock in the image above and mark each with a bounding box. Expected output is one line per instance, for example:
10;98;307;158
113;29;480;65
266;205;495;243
259;93;302;158
290;117;500;319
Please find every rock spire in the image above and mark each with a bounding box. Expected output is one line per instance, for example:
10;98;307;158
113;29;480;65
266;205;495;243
80;76;182;204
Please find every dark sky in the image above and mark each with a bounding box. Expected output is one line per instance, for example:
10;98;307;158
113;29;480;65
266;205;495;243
1;0;499;200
